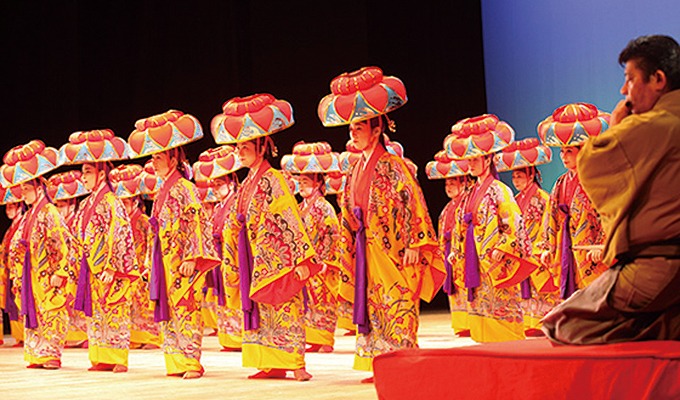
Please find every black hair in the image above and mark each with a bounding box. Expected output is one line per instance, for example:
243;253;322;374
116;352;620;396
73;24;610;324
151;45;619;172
619;35;680;91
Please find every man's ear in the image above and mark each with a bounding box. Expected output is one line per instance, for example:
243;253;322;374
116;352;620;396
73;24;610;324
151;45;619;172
652;69;668;91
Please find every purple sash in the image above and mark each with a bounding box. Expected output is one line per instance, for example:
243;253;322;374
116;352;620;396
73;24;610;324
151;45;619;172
4;277;19;320
149;217;170;322
520;279;532;299
19;239;38;329
442;231;455;295
302;286;310;313
73;255;93;316
237;213;259;331
209;233;226;307
352;207;369;335
558;204;576;299
463;212;481;302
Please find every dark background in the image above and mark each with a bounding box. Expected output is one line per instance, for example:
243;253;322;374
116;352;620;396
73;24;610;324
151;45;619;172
1;1;487;319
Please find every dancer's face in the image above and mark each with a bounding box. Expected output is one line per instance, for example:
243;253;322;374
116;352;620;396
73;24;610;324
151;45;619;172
560;146;580;171
349;121;379;152
444;177;464;199
151;151;175;178
236;140;261;169
512;170;530;192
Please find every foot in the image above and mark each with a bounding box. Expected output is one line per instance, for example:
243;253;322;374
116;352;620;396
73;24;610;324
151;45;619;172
182;370;203;379
360;376;374;384
26;363;43;369
88;363;115;371
220;346;241;352
455;330;471;337
141;343;160;350
343;330;356;336
306;343;322;352
81;341;89;349
43;360;61;370
207;329;218;337
113;364;128;373
65;340;88;349
0;339;4;346
248;369;287;379
293;368;312;381
12;341;23;348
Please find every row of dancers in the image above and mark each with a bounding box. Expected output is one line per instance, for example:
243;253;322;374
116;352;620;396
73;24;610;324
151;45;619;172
0;66;609;382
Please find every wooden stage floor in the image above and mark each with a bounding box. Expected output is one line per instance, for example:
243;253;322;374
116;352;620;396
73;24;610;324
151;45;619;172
0;311;476;400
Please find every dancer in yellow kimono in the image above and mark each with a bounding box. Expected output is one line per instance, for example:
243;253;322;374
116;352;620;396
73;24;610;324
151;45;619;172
59;129;139;373
192;145;243;352
212;94;321;381
318;67;445;381
0;185;25;347
128;109;219;379
444;114;536;343
495;138;559;335
537;103;610;300
109;164;161;350
281;141;342;353
1;140;72;368
194;178;220;337
46;171;90;348
425;150;472;336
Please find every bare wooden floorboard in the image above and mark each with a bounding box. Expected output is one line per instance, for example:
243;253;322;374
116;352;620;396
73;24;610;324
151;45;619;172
0;311;476;400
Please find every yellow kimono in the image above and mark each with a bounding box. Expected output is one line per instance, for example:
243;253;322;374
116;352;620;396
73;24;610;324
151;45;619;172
338;147;445;371
1;213;24;344
515;183;559;330
127;207;160;348
62;212;88;346
299;192;341;347
149;170;219;375
9;197;72;365
540;171;607;298
437;195;469;334
214;194;243;350
452;177;535;343
225;163;319;371
73;183;138;367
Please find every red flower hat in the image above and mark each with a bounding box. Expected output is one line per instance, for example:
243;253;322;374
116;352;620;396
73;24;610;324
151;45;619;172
1;140;61;187
128;110;204;158
495;137;552;172
444;114;515;159
46;170;90;200
538;103;610;147
211;93;294;144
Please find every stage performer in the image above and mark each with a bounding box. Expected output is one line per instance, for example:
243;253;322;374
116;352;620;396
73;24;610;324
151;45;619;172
495;138;559;335
425;151;473;337
281;141;342;353
0;185;25;347
109;164;161;350
212;93;321;381
46;171;90;349
60;129;139;373
318;66;445;381
128;109;219;379
543;34;680;343
2;140;72;369
444;114;535;343
536;103;610;301
192;146;243;352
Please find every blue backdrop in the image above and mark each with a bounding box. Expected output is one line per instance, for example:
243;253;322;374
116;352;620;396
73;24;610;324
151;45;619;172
481;0;680;191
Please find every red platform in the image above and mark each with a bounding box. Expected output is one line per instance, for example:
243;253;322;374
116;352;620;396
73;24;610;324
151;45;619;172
373;339;680;400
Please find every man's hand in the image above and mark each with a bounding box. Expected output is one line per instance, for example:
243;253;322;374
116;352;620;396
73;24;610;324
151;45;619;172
610;99;633;126
402;248;419;266
179;260;196;277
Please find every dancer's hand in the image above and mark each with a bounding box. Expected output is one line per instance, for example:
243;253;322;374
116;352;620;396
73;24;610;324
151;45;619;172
294;265;310;280
491;249;504;262
403;248;419;266
101;269;115;284
179;260;196;277
540;250;551;267
586;249;603;264
50;275;64;288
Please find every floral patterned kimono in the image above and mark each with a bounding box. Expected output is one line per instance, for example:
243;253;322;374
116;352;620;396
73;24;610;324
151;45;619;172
451;175;535;343
540;171;607;299
225;161;320;371
73;182;138;367
2;212;24;344
9;197;72;365
338;146;445;371
213;194;243;350
515;182;559;330
149;170;219;375
127;206;160;348
438;194;469;334
62;211;88;346
299;191;341;347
